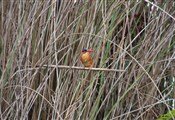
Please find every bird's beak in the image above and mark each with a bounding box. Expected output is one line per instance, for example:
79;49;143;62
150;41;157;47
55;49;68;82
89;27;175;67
87;49;93;52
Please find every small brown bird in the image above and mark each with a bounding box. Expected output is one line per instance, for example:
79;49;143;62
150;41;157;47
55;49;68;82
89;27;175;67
80;48;93;67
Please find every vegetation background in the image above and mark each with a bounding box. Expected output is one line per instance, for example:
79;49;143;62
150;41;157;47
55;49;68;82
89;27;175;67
0;0;175;120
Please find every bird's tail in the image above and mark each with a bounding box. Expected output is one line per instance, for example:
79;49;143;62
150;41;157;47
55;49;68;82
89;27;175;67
87;70;91;83
81;70;92;90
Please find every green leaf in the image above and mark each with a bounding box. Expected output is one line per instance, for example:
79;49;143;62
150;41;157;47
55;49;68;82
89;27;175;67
157;110;175;120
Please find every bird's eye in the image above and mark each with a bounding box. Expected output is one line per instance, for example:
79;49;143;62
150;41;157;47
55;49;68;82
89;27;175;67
82;48;87;52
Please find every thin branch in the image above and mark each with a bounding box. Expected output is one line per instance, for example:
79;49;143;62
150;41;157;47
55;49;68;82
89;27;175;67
40;65;125;72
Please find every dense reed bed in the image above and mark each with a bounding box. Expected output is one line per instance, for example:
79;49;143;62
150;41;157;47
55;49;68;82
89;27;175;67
0;0;175;119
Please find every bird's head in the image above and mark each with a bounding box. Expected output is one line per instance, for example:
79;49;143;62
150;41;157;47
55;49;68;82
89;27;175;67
82;48;93;53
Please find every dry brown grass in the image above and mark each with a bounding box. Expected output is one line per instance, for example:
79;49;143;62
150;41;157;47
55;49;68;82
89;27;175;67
0;0;175;120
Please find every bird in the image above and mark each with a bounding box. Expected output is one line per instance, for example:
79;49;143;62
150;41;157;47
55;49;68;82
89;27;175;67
80;48;93;67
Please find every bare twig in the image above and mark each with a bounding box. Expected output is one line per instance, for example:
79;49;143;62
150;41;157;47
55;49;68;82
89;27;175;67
38;65;125;72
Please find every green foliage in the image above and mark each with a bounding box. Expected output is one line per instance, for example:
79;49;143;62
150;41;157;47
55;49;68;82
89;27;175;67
157;110;175;120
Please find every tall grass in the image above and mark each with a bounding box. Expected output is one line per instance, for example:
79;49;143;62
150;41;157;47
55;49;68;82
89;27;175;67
0;0;175;119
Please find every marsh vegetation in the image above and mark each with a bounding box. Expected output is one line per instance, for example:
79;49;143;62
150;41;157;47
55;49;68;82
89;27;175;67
0;0;175;119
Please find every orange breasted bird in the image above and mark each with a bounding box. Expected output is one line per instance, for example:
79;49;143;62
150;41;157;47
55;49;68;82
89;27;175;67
80;48;93;67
